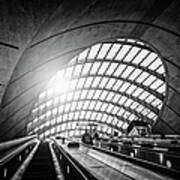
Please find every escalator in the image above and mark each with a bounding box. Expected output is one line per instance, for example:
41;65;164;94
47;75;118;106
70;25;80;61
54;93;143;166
3;136;178;180
21;141;57;180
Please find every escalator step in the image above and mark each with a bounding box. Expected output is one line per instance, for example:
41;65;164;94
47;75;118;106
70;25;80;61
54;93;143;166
22;142;57;180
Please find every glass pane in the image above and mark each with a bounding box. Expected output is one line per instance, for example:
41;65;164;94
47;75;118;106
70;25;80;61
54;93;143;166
97;43;111;59
122;123;128;129
77;78;86;89
123;46;140;62
98;62;110;74
150;79;163;90
82;63;92;75
140;52;157;67
118;108;125;116
90;62;101;74
74;91;81;100
88;44;101;59
101;103;108;111
96;113;102;120
132;49;149;64
106;78;116;89
126;84;137;94
132;88;143;97
157;83;166;94
84;77;93;88
86;111;91;119
39;91;46;99
87;90;94;99
121;66;135;78
117;121;123;127
94;90;102;99
89;101;96;110
114;64;127;76
92;77;101;87
99;77;109;88
106;92;115;101
151;98;161;107
46;100;53;108
119;96;127;105
136;72;149;83
143;75;156;86
139;91;149;100
90;112;95;120
129;114;137;121
100;91;108;100
113;94;121;103
67;92;74;101
106;63;118;75
80;111;86;119
136;105;144;113
84;101;90;110
106;44;121;59
74;64;83;76
77;101;83;110
120;82;130;92
54;97;59;105
81;90;88;99
149;58;162;70
128;68;142;80
124;99;133;107
58;106;63;114
156;65;165;74
65;67;73;78
115;45;131;60
78;48;89;61
69;112;74;120
96;101;102;110
145;94;156;103
113;80;123;91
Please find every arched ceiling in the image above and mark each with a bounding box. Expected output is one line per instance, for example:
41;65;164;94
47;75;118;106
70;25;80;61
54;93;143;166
0;0;180;140
27;39;166;138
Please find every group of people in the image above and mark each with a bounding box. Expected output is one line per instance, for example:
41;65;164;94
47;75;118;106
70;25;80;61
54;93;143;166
81;129;120;152
81;129;99;145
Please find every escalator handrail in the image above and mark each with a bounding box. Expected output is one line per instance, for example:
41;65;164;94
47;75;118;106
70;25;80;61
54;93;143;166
0;138;38;166
92;145;180;179
51;138;89;180
0;135;37;152
11;140;40;180
99;140;180;157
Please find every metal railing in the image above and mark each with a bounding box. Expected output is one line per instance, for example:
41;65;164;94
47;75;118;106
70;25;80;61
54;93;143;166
0;135;37;152
94;141;180;179
53;136;180;179
11;139;40;180
0;137;38;179
51;138;99;180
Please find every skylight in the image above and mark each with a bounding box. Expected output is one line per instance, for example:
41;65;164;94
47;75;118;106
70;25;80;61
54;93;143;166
27;38;166;138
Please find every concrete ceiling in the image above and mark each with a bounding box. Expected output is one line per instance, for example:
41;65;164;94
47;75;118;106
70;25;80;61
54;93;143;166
0;0;180;141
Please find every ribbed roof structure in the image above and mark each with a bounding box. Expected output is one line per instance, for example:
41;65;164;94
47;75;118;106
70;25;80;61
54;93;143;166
27;38;166;138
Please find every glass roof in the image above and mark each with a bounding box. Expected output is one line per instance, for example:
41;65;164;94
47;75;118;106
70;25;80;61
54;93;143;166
27;38;166;139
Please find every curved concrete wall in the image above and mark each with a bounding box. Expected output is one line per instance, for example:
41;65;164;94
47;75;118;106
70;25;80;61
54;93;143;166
0;0;180;140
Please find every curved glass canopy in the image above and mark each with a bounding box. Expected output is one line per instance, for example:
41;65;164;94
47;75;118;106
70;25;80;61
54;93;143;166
27;38;166;139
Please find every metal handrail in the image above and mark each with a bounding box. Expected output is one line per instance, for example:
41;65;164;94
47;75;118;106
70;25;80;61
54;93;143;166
0;138;38;166
11;140;40;180
54;136;180;177
0;135;37;151
100;140;180;156
51;138;88;180
92;144;180;179
49;141;65;180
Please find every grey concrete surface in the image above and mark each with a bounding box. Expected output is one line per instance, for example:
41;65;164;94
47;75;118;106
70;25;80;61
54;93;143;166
0;0;180;140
